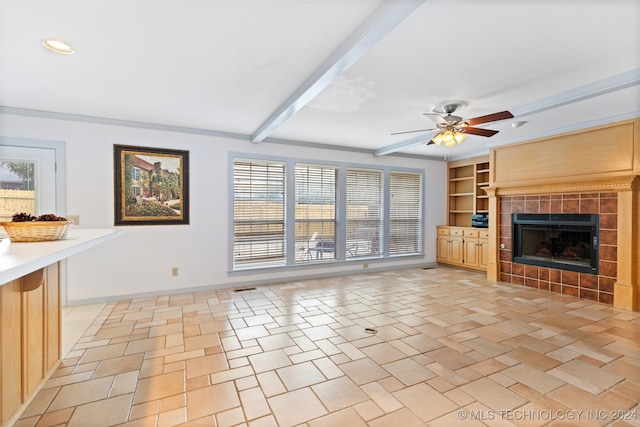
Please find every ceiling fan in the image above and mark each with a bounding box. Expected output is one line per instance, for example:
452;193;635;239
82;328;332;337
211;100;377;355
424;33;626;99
391;102;514;147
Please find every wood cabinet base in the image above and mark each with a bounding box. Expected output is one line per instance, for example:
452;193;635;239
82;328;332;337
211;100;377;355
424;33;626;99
1;263;61;427
437;226;489;271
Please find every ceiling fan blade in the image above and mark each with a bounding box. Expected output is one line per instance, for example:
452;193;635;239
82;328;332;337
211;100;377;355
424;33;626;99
464;127;499;137
390;128;437;136
423;112;448;125
465;110;514;126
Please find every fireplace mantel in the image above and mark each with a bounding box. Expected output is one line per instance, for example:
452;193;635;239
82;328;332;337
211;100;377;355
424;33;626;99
485;118;640;311
486;175;639;197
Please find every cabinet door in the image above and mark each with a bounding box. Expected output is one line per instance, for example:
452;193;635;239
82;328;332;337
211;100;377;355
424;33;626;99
478;238;489;269
1;280;22;425
437;235;451;263
463;238;480;268
449;236;464;264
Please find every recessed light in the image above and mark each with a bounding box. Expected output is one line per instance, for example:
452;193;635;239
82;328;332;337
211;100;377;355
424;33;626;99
42;39;74;55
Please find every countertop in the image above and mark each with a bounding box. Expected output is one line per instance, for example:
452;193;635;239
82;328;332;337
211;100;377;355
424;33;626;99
0;228;122;285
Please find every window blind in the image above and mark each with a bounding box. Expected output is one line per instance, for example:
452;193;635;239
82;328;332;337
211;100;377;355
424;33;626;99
295;164;337;262
389;172;422;255
233;160;285;267
346;168;382;258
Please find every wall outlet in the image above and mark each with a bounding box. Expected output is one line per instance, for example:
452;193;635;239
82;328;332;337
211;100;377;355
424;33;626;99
67;215;80;225
171;267;179;276
363;263;369;269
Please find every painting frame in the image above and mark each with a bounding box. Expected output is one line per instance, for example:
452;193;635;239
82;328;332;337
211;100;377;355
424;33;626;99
114;144;190;225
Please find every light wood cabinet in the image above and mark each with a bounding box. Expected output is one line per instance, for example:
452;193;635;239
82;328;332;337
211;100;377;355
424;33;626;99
437;226;488;271
447;155;490;227
1;263;60;427
437;227;464;264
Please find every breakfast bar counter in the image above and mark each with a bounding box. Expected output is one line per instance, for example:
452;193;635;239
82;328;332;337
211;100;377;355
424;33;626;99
0;228;121;426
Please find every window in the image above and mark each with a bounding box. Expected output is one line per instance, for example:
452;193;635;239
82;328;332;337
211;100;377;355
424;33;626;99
346;168;382;258
233;159;286;268
295;164;337;262
389;172;422;255
133;167;141;181
231;155;423;271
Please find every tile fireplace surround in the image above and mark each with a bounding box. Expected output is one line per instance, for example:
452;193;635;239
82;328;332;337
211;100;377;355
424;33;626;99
498;192;617;305
484;118;640;311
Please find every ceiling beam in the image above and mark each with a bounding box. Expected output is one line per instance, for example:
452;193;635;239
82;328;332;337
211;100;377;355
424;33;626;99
374;67;640;156
251;0;425;143
373;133;435;156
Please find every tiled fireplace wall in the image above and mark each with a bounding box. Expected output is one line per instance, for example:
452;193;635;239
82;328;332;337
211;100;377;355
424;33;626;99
499;192;618;305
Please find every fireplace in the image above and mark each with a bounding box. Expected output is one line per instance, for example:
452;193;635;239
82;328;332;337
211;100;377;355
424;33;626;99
513;213;599;275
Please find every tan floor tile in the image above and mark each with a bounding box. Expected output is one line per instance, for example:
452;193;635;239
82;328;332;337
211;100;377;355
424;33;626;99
31;407;74;427
360;381;404;413
256;370;287;397
460;377;528;411
312;376;368;412
340;357;390;385
277;360;326;390
248;349;291;373
267;387;328;427
256;333;296;351
111;370;140;396
78;342;128;364
502;363;566;394
368;407;427;427
394;382;458;422
383;357;436;386
186;353;228;378
308;407;368;427
239;387;271;421
186;381;240;420
48;376;114;411
67;393;134;427
158;407;187;427
94;353;144;378
133;371;185;404
361;342;407;365
215;406;245;427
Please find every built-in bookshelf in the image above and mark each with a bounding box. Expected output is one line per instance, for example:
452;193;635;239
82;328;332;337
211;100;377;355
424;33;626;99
446;155;490;227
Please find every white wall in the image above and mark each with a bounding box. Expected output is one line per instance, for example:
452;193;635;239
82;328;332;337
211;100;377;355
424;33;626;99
1;113;447;304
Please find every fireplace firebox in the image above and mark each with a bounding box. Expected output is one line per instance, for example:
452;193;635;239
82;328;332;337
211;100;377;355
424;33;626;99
512;213;599;274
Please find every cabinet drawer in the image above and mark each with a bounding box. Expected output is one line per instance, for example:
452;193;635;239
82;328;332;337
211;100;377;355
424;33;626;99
450;228;463;236
437;227;450;236
464;229;479;238
479;230;490;239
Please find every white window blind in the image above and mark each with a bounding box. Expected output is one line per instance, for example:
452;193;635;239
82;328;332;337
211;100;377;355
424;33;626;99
346;168;382;258
233;159;285;267
389;172;422;255
294;164;337;262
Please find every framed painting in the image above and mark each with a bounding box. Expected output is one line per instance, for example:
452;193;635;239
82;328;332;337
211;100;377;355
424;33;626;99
114;145;189;225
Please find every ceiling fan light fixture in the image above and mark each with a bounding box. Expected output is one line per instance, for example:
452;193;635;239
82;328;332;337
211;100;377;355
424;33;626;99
453;131;466;144
42;39;75;54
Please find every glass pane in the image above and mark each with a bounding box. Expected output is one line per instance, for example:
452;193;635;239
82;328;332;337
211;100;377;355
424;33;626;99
233;160;286;268
346;168;382;258
389;172;422;255
0;161;36;222
295;164;337;262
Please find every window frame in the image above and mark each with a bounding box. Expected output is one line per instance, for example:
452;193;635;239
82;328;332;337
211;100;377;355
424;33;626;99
229;153;425;273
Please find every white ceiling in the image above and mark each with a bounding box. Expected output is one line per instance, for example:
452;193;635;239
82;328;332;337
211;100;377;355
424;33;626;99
1;0;639;160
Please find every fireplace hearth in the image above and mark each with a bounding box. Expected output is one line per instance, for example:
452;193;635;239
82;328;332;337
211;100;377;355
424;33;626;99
513;213;599;274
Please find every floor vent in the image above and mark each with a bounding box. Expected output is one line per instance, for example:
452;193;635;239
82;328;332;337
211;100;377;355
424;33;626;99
234;287;257;292
364;328;378;334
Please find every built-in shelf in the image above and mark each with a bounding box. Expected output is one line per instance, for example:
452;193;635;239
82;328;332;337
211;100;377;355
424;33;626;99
446;155;490;227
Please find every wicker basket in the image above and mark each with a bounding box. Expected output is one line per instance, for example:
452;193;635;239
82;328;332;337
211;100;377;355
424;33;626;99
1;221;72;242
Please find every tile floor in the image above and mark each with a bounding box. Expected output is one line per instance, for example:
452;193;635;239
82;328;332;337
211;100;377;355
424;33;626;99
14;266;640;427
